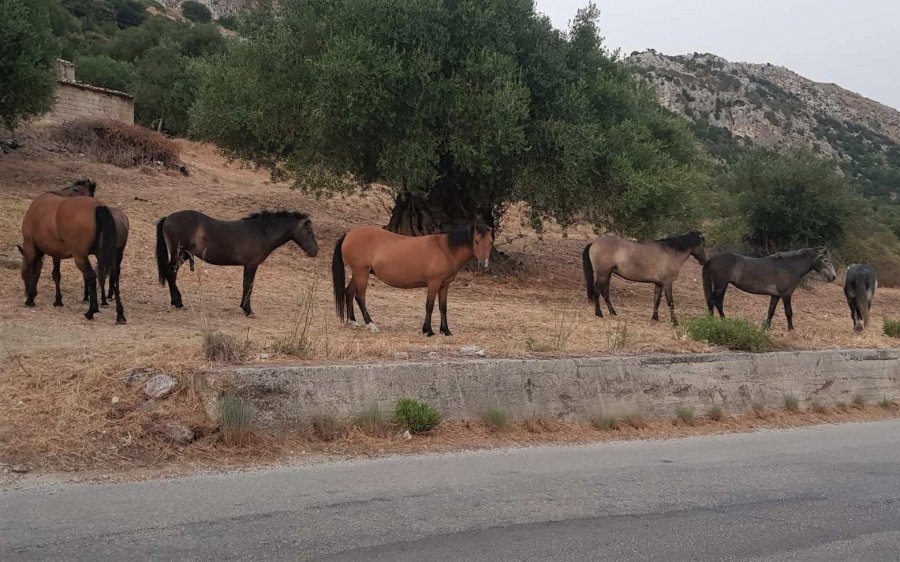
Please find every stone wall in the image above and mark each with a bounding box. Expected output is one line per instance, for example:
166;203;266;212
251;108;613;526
40;82;134;126
200;348;900;427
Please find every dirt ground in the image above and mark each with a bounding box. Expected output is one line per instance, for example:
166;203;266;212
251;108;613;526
2;125;899;473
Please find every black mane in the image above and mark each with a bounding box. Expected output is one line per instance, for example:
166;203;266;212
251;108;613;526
242;210;308;223
447;221;492;249
655;231;704;252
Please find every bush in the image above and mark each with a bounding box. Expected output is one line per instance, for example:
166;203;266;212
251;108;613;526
181;0;211;23
52;119;183;169
352;403;391;437
674;406;696;426
591;413;620;430
75;54;136;92
394;398;440;433
202;331;245;362
706;405;725;421
217;14;237;31
852;393;867;409
878;396;895;410
884;319;900;338
218;394;255;446
481;406;508;431
783;393;800;412
684;316;770;351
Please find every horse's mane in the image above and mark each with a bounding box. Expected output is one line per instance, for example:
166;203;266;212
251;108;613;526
447;221;492;249
242;210;308;223
770;247;824;259
655;231;704;252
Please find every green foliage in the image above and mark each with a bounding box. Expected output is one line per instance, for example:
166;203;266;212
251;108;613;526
181;1;211;23
0;0;59;129
684;316;771;351
191;1;704;236
133;43;198;135
852;393;867;408
884;319;900;338
217;14;238;31
218;393;255;446
481;406;509;431
783;393;800;412
75;54;135;91
352;403;391;437
202;331;245;361
394;398;440;433
674;406;696;426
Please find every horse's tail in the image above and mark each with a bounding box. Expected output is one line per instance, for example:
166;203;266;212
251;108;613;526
93;206;117;285
854;274;871;327
156;217;168;286
582;243;595;302
332;234;347;321
702;261;713;310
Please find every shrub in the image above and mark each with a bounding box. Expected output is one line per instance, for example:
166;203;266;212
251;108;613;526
181;0;212;23
884;319;900;338
481;406;508;431
879;396;895;410
352;403;391;437
674;406;696;426
202;331;245;362
75;54;136;92
218;393;254;446
783;393;800;412
591;413;620;430
52;119;183;170
707;405;725;421
394;398;440;433
684;316;770;351
217;14;238;31
852;393;867;409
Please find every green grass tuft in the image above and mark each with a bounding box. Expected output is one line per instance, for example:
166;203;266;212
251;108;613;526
852;393;867;409
675;406;696;426
394;398;441;433
783;393;800;412
884;319;900;338
879;395;895;410
684;316;770;351
203;331;246;362
481;406;509;431
218;394;255;447
706;405;725;421
352;403;391;437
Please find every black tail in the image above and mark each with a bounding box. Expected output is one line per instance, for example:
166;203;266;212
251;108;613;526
854;275;871;327
156;217;168;286
582;243;595;302
93;206;117;286
702;262;713;312
332;234;347;321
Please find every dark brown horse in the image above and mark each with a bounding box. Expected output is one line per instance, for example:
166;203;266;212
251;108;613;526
19;189;120;321
843;263;877;331
156;210;319;316
582;231;707;324
331;223;493;336
702;247;837;331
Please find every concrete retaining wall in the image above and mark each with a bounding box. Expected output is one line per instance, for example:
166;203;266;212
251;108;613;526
40;82;134;126
199;348;900;427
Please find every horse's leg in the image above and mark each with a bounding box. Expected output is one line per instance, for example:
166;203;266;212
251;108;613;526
651;284;663;321
664;283;677;325
240;265;258;317
422;281;440;337
783;295;794;331
713;283;726;318
592;280;603;318
846;295;859;331
438;283;452;336
98;263;109;307
109;247;123;300
24;253;43;307
765;295;780;329
354;275;378;332
601;272;617;316
344;276;358;326
74;254;99;320
52;257;64;307
166;253;184;308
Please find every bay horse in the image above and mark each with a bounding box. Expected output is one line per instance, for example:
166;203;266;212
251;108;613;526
331;223;493;336
582;231;707;324
843;264;877;331
44;180;129;311
156;210;319;316
702;247;837;331
18;187;120;321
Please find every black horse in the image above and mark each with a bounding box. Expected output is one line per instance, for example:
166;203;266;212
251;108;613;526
702;247;836;330
155;210;319;316
843;264;877;331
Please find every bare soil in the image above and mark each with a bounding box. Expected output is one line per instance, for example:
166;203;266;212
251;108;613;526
2;125;899;473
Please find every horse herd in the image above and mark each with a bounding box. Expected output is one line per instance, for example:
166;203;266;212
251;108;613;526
16;179;879;337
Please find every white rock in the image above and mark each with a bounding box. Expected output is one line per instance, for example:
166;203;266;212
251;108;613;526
111;396;120;404
143;374;177;399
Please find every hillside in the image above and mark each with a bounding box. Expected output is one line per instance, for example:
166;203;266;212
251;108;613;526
159;0;255;18
627;50;900;201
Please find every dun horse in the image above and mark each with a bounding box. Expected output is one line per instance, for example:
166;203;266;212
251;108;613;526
156;210;319;316
47;180;129;310
18;183;121;322
331;223;493;336
843;264;877;331
702;247;836;330
582;231;707;324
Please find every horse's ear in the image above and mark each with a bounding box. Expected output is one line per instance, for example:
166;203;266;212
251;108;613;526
16;244;24;255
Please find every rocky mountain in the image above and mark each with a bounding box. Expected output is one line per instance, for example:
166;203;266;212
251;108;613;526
160;0;257;18
627;50;900;200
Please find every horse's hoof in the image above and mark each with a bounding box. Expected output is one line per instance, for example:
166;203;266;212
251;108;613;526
440;329;453;336
425;331;435;337
173;303;184;309
350;320;360;328
116;317;127;325
84;313;94;320
246;313;256;319
101;302;109;307
53;301;63;307
651;316;660;322
25;301;35;308
367;323;379;333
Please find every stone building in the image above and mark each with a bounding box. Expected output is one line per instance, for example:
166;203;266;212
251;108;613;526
39;60;135;125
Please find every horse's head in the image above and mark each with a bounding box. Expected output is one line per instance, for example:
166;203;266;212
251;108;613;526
473;223;494;271
689;231;707;265
56;179;97;197
291;216;319;257
812;247;836;282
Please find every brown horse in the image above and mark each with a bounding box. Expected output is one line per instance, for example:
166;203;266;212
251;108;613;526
18;189;120;322
156;210;319;316
582;231;707;324
331;223;493;336
45;180;129;310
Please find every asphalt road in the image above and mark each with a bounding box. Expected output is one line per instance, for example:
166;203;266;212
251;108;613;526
5;420;900;561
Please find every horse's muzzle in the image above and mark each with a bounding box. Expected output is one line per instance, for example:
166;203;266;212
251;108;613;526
480;259;490;271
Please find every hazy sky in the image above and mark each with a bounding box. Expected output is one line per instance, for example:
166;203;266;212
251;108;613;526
534;0;900;110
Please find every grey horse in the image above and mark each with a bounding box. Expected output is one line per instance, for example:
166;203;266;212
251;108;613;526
843;264;877;331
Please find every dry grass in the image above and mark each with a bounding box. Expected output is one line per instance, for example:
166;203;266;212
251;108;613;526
783;393;800;412
674;405;696;426
3;124;900;473
52;119;183;170
707;405;726;421
590;413;621;431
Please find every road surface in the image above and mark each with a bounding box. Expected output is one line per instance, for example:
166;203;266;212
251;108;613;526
4;420;900;561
